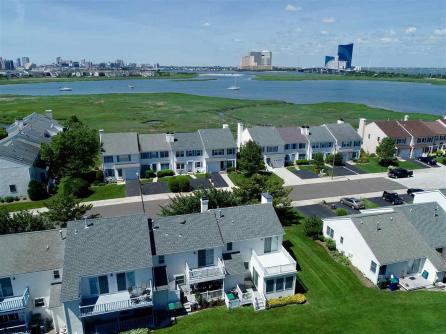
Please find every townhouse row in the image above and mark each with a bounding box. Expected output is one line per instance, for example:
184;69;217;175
0;194;297;334
323;189;446;290
101;120;362;180
359;115;446;158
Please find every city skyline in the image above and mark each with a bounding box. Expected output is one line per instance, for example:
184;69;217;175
1;0;446;67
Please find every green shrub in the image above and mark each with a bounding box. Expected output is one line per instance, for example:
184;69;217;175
441;157;446;165
59;177;91;198
27;180;48;201
157;169;174;178
95;169;104;182
325;152;344;166
79;170;97;183
312;153;325;169
336;208;348;216
0;197;4;203
303;216;323;240
168;176;190;192
326;238;336;251
226;167;236;173
267;294;306;308
145;169;156;178
5;196;14;203
296;159;310;165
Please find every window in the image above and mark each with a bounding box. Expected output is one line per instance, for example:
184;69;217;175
227;242;233;251
160;163;170;170
341;141;352;148
116;272;127;291
117;154;131;162
266;146;278;153
227;148;235;155
299;143;306;149
275;277;284;291
186;150;202;157
174;274;185;286
103;155;113;163
292;143;297;150
126;272;135;288
377;137;381;142
284;144;290;150
212;149;225;156
195;161;202;168
0;277;13;297
353;141;361;147
9;185;16;193
285;276;294;290
340;237;344;244
141;152;159;159
264;236;278;253
53;270;60;279
176;151;184;157
264;237;272;253
160;151;169;158
176;163;185;170
253;268;259;288
312;143;319;149
104;169;114;177
379;265;387;276
117;169;123;177
370;261;377;273
265;280;275;293
198;249;214;267
98;275;109;294
326;226;334;238
34;298;45;307
88;277;99;295
159;255;165;264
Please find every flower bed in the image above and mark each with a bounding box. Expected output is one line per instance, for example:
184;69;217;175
267;294;306;308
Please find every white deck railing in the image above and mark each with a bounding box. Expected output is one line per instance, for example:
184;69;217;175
252;246;296;276
0;323;28;334
199;289;223;302
185;258;226;284
79;281;153;317
0;287;29;313
236;284;253;305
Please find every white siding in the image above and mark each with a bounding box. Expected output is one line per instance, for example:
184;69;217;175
361;122;387;155
0;158;31;197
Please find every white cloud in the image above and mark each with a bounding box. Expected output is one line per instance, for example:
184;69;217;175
321;17;335;24
320;30;328;35
233;38;242;43
380;37;398;43
285;4;301;12
434;28;446;35
202;22;210;27
405;26;417;34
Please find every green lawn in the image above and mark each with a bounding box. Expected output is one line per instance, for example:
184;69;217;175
0;199;47;212
0;93;438;134
363;198;380;209
255;73;446;85
356;157;423;173
157;225;446;333
228;171;283;186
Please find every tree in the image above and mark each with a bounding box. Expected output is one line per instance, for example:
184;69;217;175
40;116;100;178
312;153;325;170
238;140;264;176
376;137;396;165
43;193;92;224
59;177;91;198
303;216;323;240
160;188;240;216
0;128;7;140
0;207;54;235
28;180;49;201
325;152;343;166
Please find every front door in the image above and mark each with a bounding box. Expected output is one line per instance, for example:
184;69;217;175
409;259;421;274
152;163;157;172
187;161;193;172
220;161;225;170
0;277;13;297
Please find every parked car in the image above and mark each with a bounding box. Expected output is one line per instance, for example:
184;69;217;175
407;188;424;197
340;197;365;210
417;156;437;166
388;168;413;179
382;191;404;205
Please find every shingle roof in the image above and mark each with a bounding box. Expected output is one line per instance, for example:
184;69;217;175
307;125;335;143
7;112;62;139
171;132;203;151
395;202;446;249
198;128;236;150
247;127;284;147
223;252;246;276
138;133;171;152
0;135;41;166
351;211;445;270
374;121;410;138
324;123;362;143
61;214;152;302
101;132;139;155
399;120;433;137
276;127;308;144
422;121;446;136
0;229;65;277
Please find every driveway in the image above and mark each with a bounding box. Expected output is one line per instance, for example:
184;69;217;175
296;204;335;218
290;177;406;201
343;163;367;174
141;182;169;195
273;167;304;186
292;169;319;179
190;178;213;190
125;180;141;197
368;194;413;207
393;167;446;190
210;173;228;188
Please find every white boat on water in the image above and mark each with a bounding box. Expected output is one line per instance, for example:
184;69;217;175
128;85;134;89
227;77;240;90
59;87;72;91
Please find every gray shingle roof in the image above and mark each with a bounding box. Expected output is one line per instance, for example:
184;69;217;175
101;132;139;155
395;202;446;249
0;229;65;277
307;126;335;143
7;112;62;139
247;127;284;147
198;128;236;150
440;189;446;196
223;253;246;276
138;133;171;152
351;211;445;270
324;123;362;143
152;203;283;255
276;127;308;144
171;132;204;151
61;214;152;302
0;135;41;166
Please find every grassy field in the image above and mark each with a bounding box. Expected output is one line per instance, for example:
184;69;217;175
228;171;283;186
157;224;446;334
355;157;423;173
255;73;446;85
0;72;197;85
0;93;439;133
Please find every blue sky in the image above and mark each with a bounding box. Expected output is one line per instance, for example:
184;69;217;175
1;0;446;67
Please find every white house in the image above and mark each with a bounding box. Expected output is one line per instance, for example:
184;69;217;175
0;229;66;333
0;112;62;197
413;189;446;211
323;203;446;290
324;121;362;161
276;127;309;163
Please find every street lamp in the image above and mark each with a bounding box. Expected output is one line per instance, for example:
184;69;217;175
331;144;338;180
136;172;146;214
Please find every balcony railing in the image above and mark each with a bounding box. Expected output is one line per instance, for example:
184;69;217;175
79;281;153;317
198;289;223;302
185;258;226;284
236;285;253;305
252;246;297;276
0;287;30;313
0;323;28;334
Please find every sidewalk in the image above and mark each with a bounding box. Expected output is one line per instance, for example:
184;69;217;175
272;167;304;186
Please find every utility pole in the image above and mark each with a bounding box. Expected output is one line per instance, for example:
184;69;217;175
136;172;146;214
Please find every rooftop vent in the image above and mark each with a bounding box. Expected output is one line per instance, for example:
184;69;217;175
180;220;186;225
376;222;381;232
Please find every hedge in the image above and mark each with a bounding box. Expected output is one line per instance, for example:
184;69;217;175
295;159;310;165
168;176;191;193
157;169;174;178
28;180;48;201
267;294;306;308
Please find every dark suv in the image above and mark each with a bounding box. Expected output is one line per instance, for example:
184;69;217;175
388;168;413;179
382;191;404;205
417;156;437;166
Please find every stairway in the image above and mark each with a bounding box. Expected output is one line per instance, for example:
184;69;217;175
183;301;192;313
252;291;266;311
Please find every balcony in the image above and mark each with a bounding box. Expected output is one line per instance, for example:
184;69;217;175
0;287;30;313
79;281;153;317
185;258;226;284
252;246;297;277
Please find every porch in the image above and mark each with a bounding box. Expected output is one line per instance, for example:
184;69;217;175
185;258;226;284
79;282;153;317
252;246;297;276
0;287;30;313
400;274;434;291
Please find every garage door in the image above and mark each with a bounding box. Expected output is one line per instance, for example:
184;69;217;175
207;162;220;173
398;149;410;159
124;168;138;180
